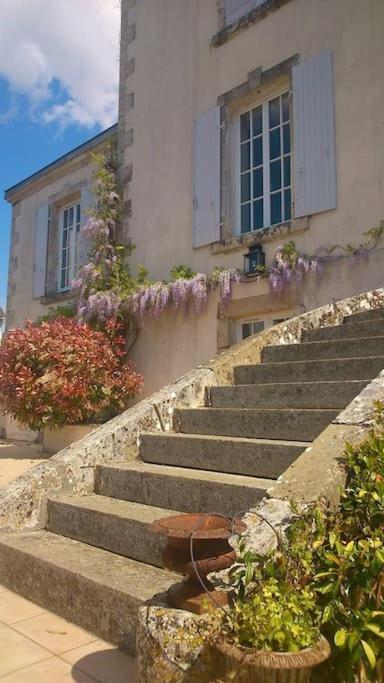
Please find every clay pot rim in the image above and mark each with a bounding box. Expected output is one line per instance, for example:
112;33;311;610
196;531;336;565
215;634;331;670
152;513;246;539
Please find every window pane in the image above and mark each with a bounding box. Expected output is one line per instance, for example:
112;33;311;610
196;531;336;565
241;203;251;233
63;230;68;248
241;142;250;172
271;192;282;225
240;112;250;141
282;93;290;123
269;97;280;128
61;270;67;290
61;250;67;269
63;210;68;229
283;124;291;154
76;204;81;224
69;206;74;226
283;156;291;188
252;321;265;334
284;189;292;221
252;106;262;136
253;168;263;198
241;173;251;202
253;200;264;230
242;323;252;339
252;137;263;167
269;128;281;160
270;160;281;191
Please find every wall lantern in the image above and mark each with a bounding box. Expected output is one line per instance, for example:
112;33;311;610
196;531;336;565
244;244;266;276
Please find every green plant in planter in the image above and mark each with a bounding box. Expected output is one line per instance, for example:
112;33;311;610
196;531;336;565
225;577;320;653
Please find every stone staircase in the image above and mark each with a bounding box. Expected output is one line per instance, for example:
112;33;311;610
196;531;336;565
0;307;384;653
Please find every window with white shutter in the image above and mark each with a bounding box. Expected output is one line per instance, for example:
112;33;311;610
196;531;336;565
292;51;336;217
58;202;81;291
224;0;266;26
237;90;292;234
193;107;221;248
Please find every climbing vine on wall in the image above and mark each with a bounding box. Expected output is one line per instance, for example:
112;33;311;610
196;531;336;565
72;149;384;327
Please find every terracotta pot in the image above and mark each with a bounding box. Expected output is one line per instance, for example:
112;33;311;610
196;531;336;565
214;636;331;683
151;513;246;615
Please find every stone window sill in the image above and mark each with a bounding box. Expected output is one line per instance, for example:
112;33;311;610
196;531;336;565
212;0;293;48
210;216;309;255
40;290;75;306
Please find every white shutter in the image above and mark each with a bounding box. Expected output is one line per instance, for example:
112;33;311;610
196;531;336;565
292;51;336;218
193;106;221;248
33;204;49;298
78;184;95;265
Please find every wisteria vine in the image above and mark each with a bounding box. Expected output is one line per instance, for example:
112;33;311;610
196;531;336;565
72;151;383;326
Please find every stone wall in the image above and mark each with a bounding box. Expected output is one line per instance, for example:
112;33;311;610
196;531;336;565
0;286;383;533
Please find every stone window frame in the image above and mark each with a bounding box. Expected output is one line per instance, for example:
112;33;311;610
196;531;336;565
43;185;83;303
213;0;294;47
213;54;310;255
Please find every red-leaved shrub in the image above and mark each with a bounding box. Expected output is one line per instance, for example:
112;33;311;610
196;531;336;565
0;318;143;431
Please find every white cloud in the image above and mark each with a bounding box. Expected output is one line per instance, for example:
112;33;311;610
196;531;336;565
0;0;120;128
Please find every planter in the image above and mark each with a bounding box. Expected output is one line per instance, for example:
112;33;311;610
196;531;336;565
42;423;99;455
214;637;331;683
152;513;246;615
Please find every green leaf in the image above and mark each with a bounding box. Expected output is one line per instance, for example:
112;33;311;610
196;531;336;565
361;640;376;669
334;629;347;648
365;624;384;639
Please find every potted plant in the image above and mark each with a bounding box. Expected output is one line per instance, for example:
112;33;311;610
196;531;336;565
209;513;330;683
215;577;330;682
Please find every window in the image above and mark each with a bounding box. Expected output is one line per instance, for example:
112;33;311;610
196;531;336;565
58;201;81;291
238;92;292;234
239;312;293;341
224;0;266;25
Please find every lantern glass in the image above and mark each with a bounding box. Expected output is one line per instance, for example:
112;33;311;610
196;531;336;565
244;245;265;276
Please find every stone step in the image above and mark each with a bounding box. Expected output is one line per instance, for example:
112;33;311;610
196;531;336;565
208;380;367;410
234;356;384;385
47;495;180;568
139;432;308;478
302;318;384;342
343;308;384;324
95;461;271;517
175;408;337;441
0;530;177;653
261;337;384;363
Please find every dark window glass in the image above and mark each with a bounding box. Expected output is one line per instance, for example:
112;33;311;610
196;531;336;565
253;200;264;230
76;204;81;224
241;203;251;233
269;97;280;128
252;106;262;136
253;168;263;199
61;270;67;289
282;93;290;123
270;160;282;192
242;323;252;339
284;189;292;221
240;112;250;141
269;129;281;160
271;192;282;225
63;210;68;229
283;156;291;188
69;206;74;226
241;142;250;172
63;230;68;249
252;136;263;167
283;124;291;154
241;173;251;202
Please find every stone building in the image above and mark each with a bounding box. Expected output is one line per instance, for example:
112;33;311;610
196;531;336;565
4;0;384;403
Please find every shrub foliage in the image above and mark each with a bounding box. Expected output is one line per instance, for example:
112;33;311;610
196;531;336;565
0;317;143;430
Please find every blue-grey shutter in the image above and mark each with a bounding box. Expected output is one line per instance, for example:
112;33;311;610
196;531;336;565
292;51;336;218
78;184;95;265
33;204;49;298
193;106;221;248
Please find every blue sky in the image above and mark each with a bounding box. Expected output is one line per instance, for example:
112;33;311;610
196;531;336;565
0;0;120;312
